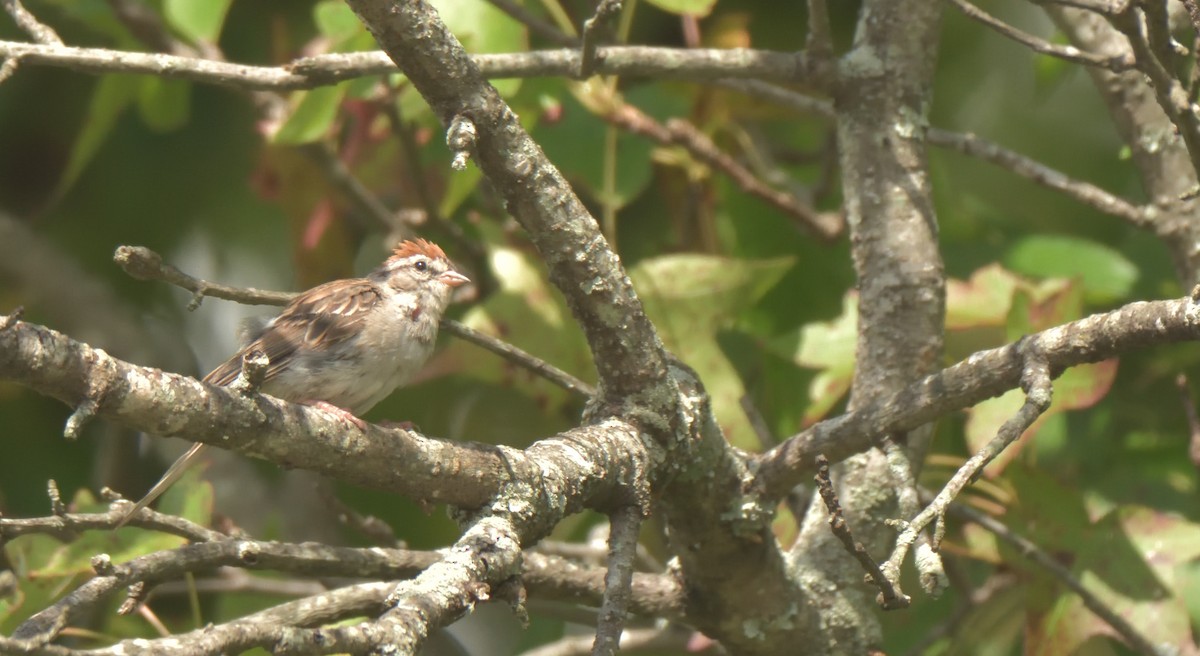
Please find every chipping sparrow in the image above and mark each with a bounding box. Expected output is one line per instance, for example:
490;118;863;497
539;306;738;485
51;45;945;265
118;239;469;526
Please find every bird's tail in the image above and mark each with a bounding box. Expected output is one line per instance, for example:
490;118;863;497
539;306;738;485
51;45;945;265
116;442;208;528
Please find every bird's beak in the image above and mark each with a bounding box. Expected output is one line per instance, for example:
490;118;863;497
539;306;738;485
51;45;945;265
439;270;470;288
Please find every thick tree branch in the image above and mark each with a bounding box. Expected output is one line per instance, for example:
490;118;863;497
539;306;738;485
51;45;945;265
0;313;649;520
756;293;1200;498
787;0;945;651
0;312;503;507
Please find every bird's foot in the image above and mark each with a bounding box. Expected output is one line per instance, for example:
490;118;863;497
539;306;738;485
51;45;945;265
305;400;368;430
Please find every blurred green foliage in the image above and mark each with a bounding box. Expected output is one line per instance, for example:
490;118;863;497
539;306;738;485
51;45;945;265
2;0;1199;653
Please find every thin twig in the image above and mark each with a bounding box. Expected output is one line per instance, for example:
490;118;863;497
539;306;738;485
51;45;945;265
949;0;1132;70
805;0;833;58
883;348;1052;586
440;321;595;397
603;102;843;240
112;244;595;397
711;78;834;117
878;434;948;596
739;394;778;450
1110;6;1200;178
322;490;404;547
1;501;224;545
814;455;909;609
151;568;328;599
380;90;443;228
2;0;62;45
945;500;1165;656
579;0;622;78
926;128;1152;227
0;41;825;89
707;80;1157;231
1028;0;1125;14
0;55;18;83
592;506;642;656
103;0;190;55
113;245;293;306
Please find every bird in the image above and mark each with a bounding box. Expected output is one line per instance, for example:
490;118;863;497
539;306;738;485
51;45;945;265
118;239;469;527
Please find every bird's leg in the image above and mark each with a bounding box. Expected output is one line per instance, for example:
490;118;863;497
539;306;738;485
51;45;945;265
303;400;368;430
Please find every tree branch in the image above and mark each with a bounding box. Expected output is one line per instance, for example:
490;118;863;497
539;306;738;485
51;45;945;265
601;103;843;240
883;348;1052;598
756;292;1200;498
949;0;1132;70
813;455;909;609
591;506;641;656
0;312;650;520
0;40;823;91
2;0;61;45
925;128;1152;228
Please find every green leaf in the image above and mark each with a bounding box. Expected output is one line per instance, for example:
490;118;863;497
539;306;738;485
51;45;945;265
941;585;1025;655
164;0;233;44
633;254;795;448
314;0;365;44
137;77;191;133
768;292;856;424
439;163;482;218
946;264;1019;330
432;0;527;96
1;488;190;634
536;92;654;212
52;74;140;200
644;0;718;16
1002;468;1195;654
1020;499;1200;654
1004;236;1138;304
272;86;347;145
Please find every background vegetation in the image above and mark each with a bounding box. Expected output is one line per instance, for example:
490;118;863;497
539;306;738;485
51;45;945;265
2;0;1199;654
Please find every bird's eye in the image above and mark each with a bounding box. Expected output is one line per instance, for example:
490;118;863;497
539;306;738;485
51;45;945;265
414;260;428;272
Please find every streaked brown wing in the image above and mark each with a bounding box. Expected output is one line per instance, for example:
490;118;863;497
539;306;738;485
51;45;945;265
202;279;382;386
